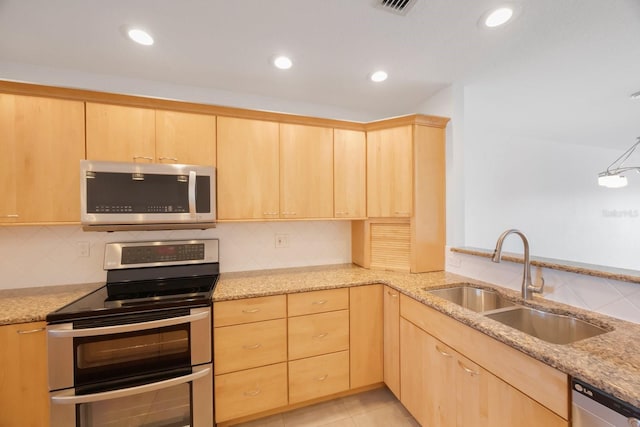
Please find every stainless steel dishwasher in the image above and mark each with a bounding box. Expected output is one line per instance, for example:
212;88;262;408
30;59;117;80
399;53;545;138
572;378;640;426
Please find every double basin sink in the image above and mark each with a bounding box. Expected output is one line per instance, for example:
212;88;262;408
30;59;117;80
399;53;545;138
427;285;610;345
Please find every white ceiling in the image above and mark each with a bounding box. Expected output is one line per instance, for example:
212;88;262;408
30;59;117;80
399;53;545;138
0;0;639;147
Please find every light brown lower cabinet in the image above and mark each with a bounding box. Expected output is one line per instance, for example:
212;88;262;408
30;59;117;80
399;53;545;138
214;363;288;422
399;294;570;427
0;321;49;427
289;350;350;404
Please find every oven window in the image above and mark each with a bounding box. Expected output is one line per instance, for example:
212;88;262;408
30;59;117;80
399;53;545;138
77;382;191;427
75;324;190;388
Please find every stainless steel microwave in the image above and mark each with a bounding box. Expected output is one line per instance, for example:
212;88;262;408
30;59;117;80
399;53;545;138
80;160;216;230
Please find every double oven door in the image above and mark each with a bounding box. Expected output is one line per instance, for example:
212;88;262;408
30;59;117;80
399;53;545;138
47;306;212;427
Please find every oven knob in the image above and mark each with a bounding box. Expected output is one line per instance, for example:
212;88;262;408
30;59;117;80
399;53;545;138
629;418;640;427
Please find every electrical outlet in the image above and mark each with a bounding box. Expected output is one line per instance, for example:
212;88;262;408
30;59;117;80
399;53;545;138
77;241;90;257
275;234;289;248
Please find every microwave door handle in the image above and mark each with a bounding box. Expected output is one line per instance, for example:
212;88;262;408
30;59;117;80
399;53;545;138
48;309;209;338
51;365;211;405
188;170;196;219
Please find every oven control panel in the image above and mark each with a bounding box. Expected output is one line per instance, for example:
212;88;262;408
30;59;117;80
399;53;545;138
104;239;219;269
122;243;205;264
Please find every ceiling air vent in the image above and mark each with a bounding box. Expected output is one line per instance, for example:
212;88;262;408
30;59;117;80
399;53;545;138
378;0;417;15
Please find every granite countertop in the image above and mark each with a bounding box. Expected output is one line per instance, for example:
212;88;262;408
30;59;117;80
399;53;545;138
215;263;640;409
2;263;639;409
0;282;103;326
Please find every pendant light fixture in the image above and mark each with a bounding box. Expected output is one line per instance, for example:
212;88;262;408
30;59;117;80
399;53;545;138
597;137;640;188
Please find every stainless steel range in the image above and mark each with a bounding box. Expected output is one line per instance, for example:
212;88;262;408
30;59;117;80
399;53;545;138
46;239;219;427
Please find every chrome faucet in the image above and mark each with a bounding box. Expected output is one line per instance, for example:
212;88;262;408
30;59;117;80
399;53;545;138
491;229;544;300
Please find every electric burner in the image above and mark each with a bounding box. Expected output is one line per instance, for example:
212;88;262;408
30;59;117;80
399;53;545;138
47;239;220;323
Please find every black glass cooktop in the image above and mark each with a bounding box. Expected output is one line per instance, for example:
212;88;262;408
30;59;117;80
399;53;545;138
47;263;218;323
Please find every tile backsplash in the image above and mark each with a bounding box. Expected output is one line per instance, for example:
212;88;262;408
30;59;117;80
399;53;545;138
446;248;640;324
0;221;352;289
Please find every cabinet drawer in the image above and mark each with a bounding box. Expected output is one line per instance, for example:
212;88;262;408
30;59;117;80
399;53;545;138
214;363;288;422
214;319;287;374
288;288;348;316
214;295;286;327
289;351;350;404
288;310;349;360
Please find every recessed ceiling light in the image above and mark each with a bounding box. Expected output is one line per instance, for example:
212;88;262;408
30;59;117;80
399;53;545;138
273;56;293;70
630;91;640;99
370;70;388;82
127;28;154;46
484;7;514;27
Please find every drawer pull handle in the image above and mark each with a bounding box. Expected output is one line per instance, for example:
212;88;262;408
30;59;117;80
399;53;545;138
262;212;278;216
242;343;262;350
2;214;19;218
158;156;178;163
243;388;261;397
313;333;328;339
458;361;479;377
435;345;452;358
17;327;45;334
133;156;153;162
387;291;398;298
312;300;327;305
316;374;329;381
242;308;260;314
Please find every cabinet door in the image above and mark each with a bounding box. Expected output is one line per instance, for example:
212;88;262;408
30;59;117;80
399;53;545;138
486;372;569;427
456;353;490;427
424;337;456;427
155;110;216;165
0;94;84;223
280;123;333;219
216;117;280;220
400;318;430;426
350;285;383;388
86;103;155;162
383;286;400;398
0;322;49;427
334;129;365;218
367;126;412;218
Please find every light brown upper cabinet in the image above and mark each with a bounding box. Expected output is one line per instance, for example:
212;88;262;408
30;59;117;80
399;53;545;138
0;94;84;224
334;129;366;219
354;119;447;272
155;110;216;165
86;103;216;165
367;126;413;218
280;123;333;219
216;116;280;220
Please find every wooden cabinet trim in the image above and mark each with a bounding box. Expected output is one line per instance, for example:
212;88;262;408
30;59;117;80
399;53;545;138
0;81;449;131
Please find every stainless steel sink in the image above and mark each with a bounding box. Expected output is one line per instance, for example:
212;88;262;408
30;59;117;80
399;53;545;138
485;306;609;345
427;285;517;313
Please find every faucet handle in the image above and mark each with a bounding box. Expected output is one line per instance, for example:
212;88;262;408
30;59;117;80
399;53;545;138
528;276;545;295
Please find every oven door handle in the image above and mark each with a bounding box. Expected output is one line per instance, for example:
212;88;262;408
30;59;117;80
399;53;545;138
188;170;197;219
48;309;209;338
51;365;210;405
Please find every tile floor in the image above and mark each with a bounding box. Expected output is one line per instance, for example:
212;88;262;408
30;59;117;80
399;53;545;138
231;387;419;427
